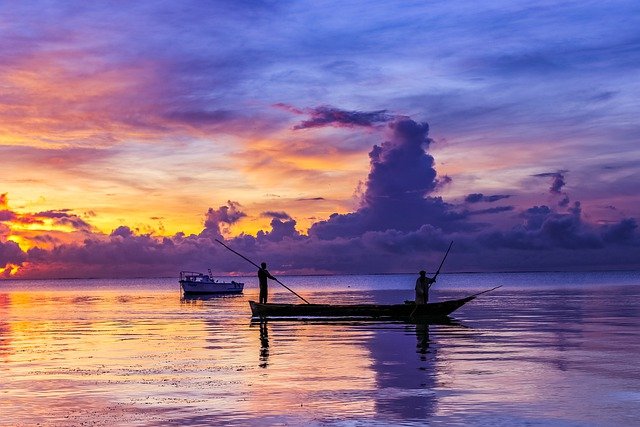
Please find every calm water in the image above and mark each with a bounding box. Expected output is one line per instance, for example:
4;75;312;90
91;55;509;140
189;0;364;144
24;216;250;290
1;272;639;426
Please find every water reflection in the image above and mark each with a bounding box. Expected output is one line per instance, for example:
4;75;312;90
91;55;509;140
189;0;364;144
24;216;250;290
180;293;244;304
1;280;638;426
0;293;11;360
415;321;430;358
258;320;269;368
366;321;447;421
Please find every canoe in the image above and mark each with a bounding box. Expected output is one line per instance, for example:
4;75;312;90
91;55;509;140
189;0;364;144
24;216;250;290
249;286;501;319
249;295;473;320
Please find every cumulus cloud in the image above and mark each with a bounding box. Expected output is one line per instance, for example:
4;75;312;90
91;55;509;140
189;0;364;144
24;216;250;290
257;217;302;243
309;118;476;239
201;200;246;239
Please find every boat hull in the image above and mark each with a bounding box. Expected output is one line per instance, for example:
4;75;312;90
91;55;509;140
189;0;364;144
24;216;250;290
249;296;475;319
180;280;244;295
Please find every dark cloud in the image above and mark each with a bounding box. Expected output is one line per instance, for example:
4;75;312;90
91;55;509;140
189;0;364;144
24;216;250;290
467;206;514;216
465;193;483;203
293;106;394;130
465;193;511;203
476;199;640;253
261;211;293;221
534;171;568;194
434;175;453;191
296;197;325;201
35;210;93;231
602;218;637;243
4;209;94;231
0;210;16;222
0;241;26;275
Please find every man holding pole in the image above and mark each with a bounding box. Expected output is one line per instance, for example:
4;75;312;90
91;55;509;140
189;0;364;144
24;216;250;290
258;262;276;304
414;241;453;306
415;270;436;304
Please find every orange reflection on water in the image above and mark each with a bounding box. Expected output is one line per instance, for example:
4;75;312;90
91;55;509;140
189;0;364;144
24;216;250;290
0;290;389;424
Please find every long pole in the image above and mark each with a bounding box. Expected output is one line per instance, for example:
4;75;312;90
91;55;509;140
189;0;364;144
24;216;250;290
432;241;453;281
215;239;310;304
410;241;454;319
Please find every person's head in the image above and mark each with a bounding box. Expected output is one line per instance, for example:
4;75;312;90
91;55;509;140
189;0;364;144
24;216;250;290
419;270;426;277
261;262;267;269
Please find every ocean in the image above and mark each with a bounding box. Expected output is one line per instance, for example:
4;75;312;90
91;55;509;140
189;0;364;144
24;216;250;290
1;271;639;426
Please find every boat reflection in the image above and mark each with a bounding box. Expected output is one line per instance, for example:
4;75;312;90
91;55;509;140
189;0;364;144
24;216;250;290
180;293;244;303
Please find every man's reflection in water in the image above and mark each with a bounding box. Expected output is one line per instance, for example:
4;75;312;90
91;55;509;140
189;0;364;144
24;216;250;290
259;319;269;368
368;321;438;420
415;321;431;361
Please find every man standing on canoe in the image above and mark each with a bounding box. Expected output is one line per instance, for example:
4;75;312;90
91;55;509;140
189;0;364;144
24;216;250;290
258;262;276;304
415;270;436;304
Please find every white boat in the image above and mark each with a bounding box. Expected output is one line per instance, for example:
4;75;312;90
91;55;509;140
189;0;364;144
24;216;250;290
179;270;244;295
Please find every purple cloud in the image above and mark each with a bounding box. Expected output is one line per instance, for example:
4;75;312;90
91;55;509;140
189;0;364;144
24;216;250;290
0;241;26;275
296;197;325;201
309;118;476;239
35;210;93;231
202;201;246;239
261;211;293;221
465;193;511;203
467;206;514;216
293;106;394;130
534;171;568;194
257;217;303;243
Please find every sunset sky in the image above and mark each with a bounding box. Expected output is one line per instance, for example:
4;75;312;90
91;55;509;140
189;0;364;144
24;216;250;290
1;1;639;278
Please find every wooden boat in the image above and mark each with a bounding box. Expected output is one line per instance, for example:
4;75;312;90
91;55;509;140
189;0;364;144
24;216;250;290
248;287;500;319
179;270;244;295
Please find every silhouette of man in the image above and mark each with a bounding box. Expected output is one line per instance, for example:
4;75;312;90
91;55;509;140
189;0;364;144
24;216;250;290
258;262;275;304
415;270;436;304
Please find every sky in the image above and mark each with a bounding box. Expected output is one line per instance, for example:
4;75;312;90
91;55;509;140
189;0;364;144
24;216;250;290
1;0;639;278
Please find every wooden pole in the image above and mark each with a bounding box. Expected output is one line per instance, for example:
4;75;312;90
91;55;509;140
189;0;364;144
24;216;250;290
215;239;310;304
432;241;453;281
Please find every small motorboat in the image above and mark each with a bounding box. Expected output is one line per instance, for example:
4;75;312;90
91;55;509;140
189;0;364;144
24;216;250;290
179;270;244;295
